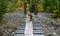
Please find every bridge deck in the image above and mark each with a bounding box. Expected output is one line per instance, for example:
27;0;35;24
14;18;45;36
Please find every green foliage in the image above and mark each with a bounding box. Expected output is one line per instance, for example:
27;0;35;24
29;0;35;12
29;4;35;12
7;3;16;12
0;0;8;21
40;0;60;18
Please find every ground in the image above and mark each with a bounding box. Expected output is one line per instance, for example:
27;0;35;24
1;11;60;36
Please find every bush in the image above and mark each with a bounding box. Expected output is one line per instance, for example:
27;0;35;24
29;4;35;12
0;0;8;21
41;0;60;18
7;3;17;12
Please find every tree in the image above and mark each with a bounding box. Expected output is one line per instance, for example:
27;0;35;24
29;0;35;12
0;0;8;21
34;0;38;15
41;0;60;18
27;0;30;4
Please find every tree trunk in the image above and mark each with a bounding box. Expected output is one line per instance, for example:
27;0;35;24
34;0;38;15
24;2;27;15
27;0;30;4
